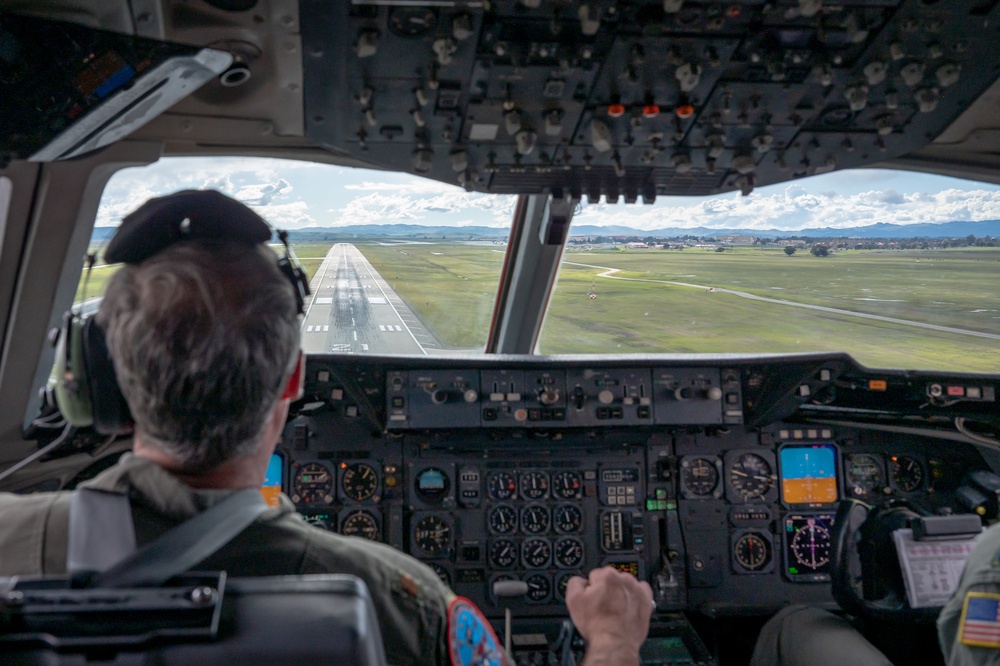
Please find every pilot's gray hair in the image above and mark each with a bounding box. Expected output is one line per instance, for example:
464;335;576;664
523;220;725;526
97;241;301;472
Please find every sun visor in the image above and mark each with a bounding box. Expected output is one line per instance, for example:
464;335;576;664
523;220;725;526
105;190;271;265
0;14;231;163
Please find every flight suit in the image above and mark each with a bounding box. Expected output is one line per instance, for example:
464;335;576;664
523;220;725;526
938;522;1000;665
0;454;455;666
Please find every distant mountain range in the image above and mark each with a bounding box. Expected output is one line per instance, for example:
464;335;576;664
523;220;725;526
91;219;1000;242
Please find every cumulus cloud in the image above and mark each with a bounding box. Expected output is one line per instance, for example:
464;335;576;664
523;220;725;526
93;156;1000;232
574;185;1000;231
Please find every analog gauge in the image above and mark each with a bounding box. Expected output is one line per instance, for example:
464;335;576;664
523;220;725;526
488;472;518;501
301;512;335;531
388;6;438;36
890;455;925;492
520;504;550;534
790;517;832;570
341;462;378;501
682;457;720;496
524;573;552;603
489;538;518;569
733;532;771;572
554;504;584;534
429;563;451;587
520;472;550;500
555;572;579;602
554;537;585;569
729;453;774;502
845;454;885;497
292;462;334;505
488;505;518;535
340;510;379;541
415;467;451;503
552;471;583;499
522;538;552;569
413;515;452;557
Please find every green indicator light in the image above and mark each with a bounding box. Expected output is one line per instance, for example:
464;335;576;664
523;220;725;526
789;567;799;574
665;502;677;510
655;489;667;499
646;500;658;510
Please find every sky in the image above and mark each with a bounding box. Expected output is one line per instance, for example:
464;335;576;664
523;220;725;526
94;156;1000;232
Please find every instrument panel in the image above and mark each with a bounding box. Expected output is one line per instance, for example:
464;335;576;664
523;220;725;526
275;355;996;619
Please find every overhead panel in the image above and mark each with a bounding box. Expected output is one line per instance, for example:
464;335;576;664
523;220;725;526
301;0;1000;200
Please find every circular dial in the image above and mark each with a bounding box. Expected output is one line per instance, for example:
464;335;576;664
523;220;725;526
488;472;518;500
388;6;438;36
845;454;885;497
790;518;832;570
890;455;925;492
414;515;452;557
729;454;774;501
489;538;518;568
552;471;583;499
554;504;583;534
522;538;552;569
555;572;579;602
554;537;585;568
520;504;550;534
488;505;518;534
340;510;379;541
520;472;550;500
524;573;552;603
341;462;378;501
415;467;451;502
733;532;771;571
292;462;334;505
683;457;720;496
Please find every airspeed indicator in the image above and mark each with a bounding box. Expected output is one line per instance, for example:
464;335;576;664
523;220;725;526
729;453;774;502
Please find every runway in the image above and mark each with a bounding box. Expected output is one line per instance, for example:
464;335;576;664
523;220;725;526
300;243;440;354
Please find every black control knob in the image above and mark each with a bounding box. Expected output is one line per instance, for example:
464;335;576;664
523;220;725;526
431;389;450;404
538;388;560;405
572;386;586;409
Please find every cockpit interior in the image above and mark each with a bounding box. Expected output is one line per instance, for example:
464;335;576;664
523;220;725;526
1;1;999;664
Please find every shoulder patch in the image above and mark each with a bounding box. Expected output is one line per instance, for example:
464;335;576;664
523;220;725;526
447;597;505;666
959;592;1000;647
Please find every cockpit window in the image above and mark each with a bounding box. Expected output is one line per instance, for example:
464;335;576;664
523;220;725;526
93;162;1000;370
539;169;1000;373
92;157;512;355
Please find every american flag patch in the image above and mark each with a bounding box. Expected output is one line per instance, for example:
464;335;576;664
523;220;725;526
960;593;1000;647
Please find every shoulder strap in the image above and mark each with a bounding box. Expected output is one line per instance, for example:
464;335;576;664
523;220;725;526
94;487;267;588
67;488;137;574
68;487;268;588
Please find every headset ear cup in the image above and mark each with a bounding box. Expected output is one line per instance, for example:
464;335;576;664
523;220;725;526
80;317;132;436
277;254;309;314
52;315;94;428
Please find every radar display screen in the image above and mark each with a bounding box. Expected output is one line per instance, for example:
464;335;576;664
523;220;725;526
261;453;284;507
779;445;838;506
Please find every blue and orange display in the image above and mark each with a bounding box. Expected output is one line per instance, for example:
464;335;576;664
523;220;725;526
261;453;284;507
780;445;838;505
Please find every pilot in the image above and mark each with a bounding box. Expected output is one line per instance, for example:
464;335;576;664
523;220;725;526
750;521;1000;666
0;190;653;666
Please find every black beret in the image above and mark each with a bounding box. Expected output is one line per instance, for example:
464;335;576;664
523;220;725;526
105;189;272;265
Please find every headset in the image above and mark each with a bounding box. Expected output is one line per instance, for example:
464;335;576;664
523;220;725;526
49;190;310;436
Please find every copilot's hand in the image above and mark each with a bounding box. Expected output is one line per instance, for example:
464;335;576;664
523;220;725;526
565;566;654;665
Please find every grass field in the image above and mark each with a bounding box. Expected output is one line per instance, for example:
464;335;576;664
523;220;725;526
356;243;1000;372
73;240;1000;372
360;243;506;347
